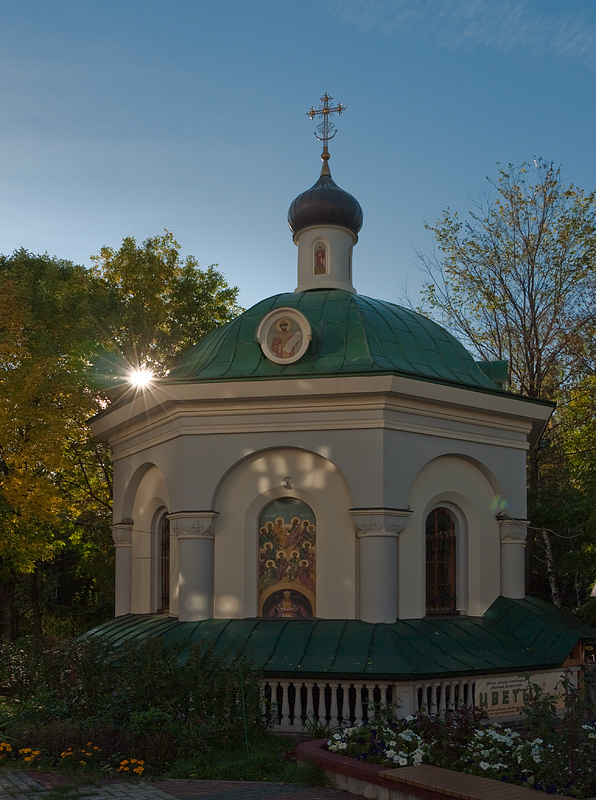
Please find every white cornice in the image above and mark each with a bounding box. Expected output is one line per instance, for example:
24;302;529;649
105;398;535;463
110;419;532;462
91;374;552;459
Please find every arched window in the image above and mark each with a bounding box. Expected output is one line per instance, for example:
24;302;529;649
158;512;170;612
426;507;457;614
258;498;316;618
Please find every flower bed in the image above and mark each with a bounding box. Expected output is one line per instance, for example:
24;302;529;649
298;705;596;798
0;740;146;777
296;738;586;800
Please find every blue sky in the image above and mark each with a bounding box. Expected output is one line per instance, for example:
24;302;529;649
1;0;595;310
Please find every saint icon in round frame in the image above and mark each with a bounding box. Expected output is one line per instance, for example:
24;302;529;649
256;308;311;365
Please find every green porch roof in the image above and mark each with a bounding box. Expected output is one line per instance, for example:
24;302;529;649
82;597;594;681
167;290;504;394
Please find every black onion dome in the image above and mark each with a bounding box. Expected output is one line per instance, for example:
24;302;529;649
288;170;363;236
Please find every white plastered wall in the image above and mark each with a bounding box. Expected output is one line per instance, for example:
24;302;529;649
213;447;356;619
400;454;503;619
129;464;171;614
106;376;535;623
294;225;357;293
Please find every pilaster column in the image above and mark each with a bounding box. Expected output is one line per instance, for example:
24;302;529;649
111;520;133;617
167;511;218;621
498;517;529;598
351;508;412;623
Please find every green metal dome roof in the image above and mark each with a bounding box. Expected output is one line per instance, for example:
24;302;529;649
167;289;502;393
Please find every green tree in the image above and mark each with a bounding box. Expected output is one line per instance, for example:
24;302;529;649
419;159;596;401
541;376;596;606
0;249;109;639
91;230;242;379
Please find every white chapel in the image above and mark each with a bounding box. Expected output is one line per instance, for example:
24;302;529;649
88;95;592;724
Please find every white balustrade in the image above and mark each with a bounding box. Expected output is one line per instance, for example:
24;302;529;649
261;677;476;731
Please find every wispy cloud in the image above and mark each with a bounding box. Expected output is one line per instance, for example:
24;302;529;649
326;0;596;67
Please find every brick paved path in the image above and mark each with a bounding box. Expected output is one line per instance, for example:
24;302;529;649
0;771;356;800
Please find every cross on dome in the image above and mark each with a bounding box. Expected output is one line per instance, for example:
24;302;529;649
306;92;346;162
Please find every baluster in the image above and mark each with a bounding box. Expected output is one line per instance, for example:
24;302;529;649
445;681;455;711
353;683;365;725
304;681;315;723
436;682;442;714
335;681;345;725
414;683;423;714
377;682;389;715
421;682;431;715
438;682;447;714
457;681;464;709
294;681;303;723
462;680;469;708
453;680;461;709
328;682;340;727
429;683;439;714
279;680;291;729
362;683;371;722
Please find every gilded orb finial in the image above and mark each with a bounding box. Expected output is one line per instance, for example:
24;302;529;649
306;92;346;169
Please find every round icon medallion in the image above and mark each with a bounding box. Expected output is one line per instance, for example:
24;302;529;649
256;308;311;364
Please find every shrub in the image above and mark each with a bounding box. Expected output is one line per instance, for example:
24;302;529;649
0;635;264;767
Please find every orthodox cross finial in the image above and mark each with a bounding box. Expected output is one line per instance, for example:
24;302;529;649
306;92;346;165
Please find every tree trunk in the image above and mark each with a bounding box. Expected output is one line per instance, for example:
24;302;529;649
542;530;561;607
525;528;536;594
30;569;43;635
526;449;541;594
528;449;540;495
1;572;16;642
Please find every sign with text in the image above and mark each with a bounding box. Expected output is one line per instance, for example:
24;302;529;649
475;671;569;719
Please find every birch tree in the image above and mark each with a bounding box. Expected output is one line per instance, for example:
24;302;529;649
419;159;596;401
